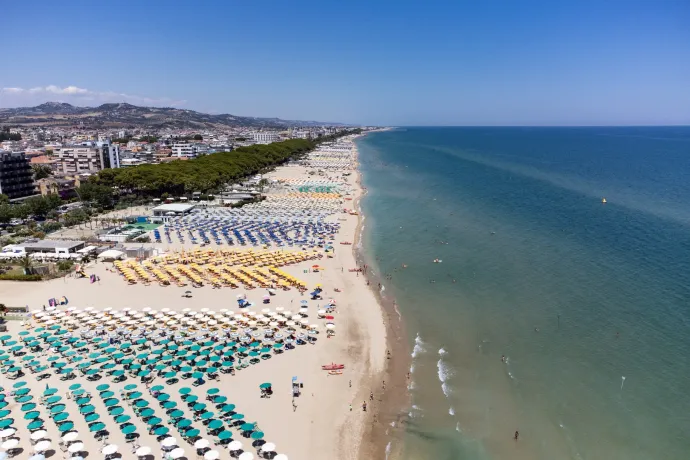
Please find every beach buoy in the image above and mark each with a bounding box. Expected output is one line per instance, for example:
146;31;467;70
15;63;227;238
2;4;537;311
602;197;607;204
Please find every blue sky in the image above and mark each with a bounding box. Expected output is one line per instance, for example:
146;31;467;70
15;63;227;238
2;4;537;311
1;0;688;125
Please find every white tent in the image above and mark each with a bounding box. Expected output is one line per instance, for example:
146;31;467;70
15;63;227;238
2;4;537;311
97;249;125;261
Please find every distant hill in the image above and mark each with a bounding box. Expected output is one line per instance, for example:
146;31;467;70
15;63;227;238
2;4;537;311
0;102;345;129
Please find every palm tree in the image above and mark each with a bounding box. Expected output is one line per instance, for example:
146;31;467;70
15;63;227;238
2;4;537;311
19;255;34;275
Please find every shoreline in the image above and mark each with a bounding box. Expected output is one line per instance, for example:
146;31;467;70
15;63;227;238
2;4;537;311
351;133;411;460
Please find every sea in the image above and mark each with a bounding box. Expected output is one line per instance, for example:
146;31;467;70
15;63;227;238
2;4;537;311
356;127;690;460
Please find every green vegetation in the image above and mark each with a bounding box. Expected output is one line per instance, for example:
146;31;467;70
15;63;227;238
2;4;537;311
138;135;159;143
0;129;21;141
31;164;53;180
76;182;115;209
0;194;62;223
0;273;42;281
92;138;314;196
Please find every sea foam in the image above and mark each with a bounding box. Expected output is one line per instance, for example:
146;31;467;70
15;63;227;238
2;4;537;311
437;348;453;398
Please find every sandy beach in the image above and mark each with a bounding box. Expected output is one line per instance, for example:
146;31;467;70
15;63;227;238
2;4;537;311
0;136;390;460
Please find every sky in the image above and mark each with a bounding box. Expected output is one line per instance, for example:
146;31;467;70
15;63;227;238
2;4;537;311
1;0;689;126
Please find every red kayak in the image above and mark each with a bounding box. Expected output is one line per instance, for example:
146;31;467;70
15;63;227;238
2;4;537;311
322;363;345;370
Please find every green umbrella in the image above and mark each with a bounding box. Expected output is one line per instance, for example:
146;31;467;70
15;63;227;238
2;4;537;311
104;398;119;407
251;431;264;440
53;412;69;422
151;385;164;392
85;413;100;423
58;421;74;432
153;426;169;436
179;387;191;395
89;422;105;432
259;383;271;389
218;430;232;440
135;399;149;408
115;415;131;424
177;418;192;429
124;384;138;391
0;418;14;429
147;416;162;426
108;406;124;416
207;388;219;395
208;419;223;430
79;405;95;414
24;411;40;420
221;404;236;413
184;428;200;438
96;384;110;391
27;420;44;430
122;423;136;435
200;411;213;420
240;422;255;431
140;408;154;418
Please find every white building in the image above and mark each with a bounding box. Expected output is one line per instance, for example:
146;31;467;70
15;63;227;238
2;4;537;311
252;132;280;145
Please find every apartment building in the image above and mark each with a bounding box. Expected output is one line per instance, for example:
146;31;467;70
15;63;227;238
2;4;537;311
0;151;35;199
53;141;120;174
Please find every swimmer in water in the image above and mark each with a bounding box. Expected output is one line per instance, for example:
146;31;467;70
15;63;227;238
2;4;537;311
501;355;505;363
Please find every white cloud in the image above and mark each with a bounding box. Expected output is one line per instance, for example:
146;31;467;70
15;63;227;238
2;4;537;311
1;85;186;107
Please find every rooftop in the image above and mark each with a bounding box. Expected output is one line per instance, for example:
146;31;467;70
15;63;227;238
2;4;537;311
20;239;85;250
152;203;196;213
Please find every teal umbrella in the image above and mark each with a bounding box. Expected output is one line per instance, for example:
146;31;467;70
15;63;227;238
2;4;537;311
213;396;227;404
53;412;69;422
108;406;124;416
129;392;143;400
104;398;119;407
89;422;105;432
259;383;271;389
157;393;170;402
260;347;271;354
140;408;154;418
51;404;66;413
153;426;169;436
200;411;213;420
101;391;115;399
273;343;283;349
120;343;131;349
164;372;176;379
231;413;244;420
240;422;255;431
248;351;259;357
12;381;27;388
193;403;206;412
169;409;184;419
0;418;14;429
53;362;66;369
79;405;95;414
184;428;200;438
146;416;162;426
124;384;137;391
151;385;164;392
251;431;264;440
58;422;74;432
138;370;150;377
27;420;44;430
177;418;192;429
115;415;131;424
16;395;33;403
72;389;85;396
221;404;236;413
208;419;223;430
180;366;192;373
222;361;233;368
206;388;219;395
46;395;62;404
45;387;60;395
185;395;198;403
96;384;110;391
102;363;116;370
179;387;191;395
122;424;136;435
0;410;10;419
14;388;30;396
218;430;232;441
68;384;81;391
76;397;90;406
24;411;40;420
21;402;36;412
163;401;177;410
85;413;100;423
135;399;149;408
112;370;124;377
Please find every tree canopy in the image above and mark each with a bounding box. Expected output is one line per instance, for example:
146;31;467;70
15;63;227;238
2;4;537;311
92;138;315;196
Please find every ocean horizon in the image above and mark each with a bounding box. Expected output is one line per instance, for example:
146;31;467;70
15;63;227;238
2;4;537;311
357;127;690;460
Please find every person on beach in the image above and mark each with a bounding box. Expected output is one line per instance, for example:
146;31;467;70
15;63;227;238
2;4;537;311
362;401;367;411
514;431;519;441
382;380;386;390
370;392;374;401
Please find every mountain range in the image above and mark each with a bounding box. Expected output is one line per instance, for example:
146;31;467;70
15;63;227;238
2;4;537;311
0;102;344;129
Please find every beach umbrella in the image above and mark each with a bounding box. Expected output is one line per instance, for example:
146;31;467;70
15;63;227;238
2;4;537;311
53;412;69;422
102;444;118;456
157;393;171;402
206;388;219;396
177;418;192;429
68;442;84;453
208;419;223;430
0;428;15;438
62;432;79;442
240;422;255;431
193;403;206;412
115;415;131;424
16;395;33;403
170;409;184;419
251;431;264;440
259;382;271;389
160;437;177;448
204;450;220;460
104;398;118;407
124;384;138;391
227;440;242;451
85;413;100;423
231;413;244;420
194;439;210;449
89;422;105;432
34;440;51;452
221;404;236;413
169;447;185;459
163;401;177;410
12;381;26;389
20;403;36;412
96;384;110;392
184;428;200;438
30;430;47;441
44;387;59;395
27;420;44;430
135;446;151;457
135;399;149;408
0;411;8;420
79;405;95;415
185;395;198;404
46;395;62;405
14;388;30;396
76;397;90;406
154;426;169;436
147;416;162;426
122;424;136;435
112;370;125;377
212;396;227;404
129;391;143;400
108;406;124;416
218;430;232;440
139;408;154;418
0;439;18;450
151;385;164;392
24;411;40;420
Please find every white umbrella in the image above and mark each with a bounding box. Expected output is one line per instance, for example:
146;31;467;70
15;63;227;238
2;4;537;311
227;440;243;451
204;451;220;460
135;446;151;456
238;452;254;460
160;437;177;448
274;455;289;460
62;432;79;442
34;440;51;452
261;442;276;452
169;447;185;459
194;439;210;449
1;439;18;450
0;428;15;438
28;455;46;460
68;442;84;453
102;444;118;455
30;430;47;441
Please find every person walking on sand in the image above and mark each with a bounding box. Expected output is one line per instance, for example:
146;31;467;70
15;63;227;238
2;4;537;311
370;392;374;401
514;431;519;441
362;401;367;412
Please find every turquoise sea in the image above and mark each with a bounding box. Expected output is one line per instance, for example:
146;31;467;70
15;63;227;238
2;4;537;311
357;127;690;460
